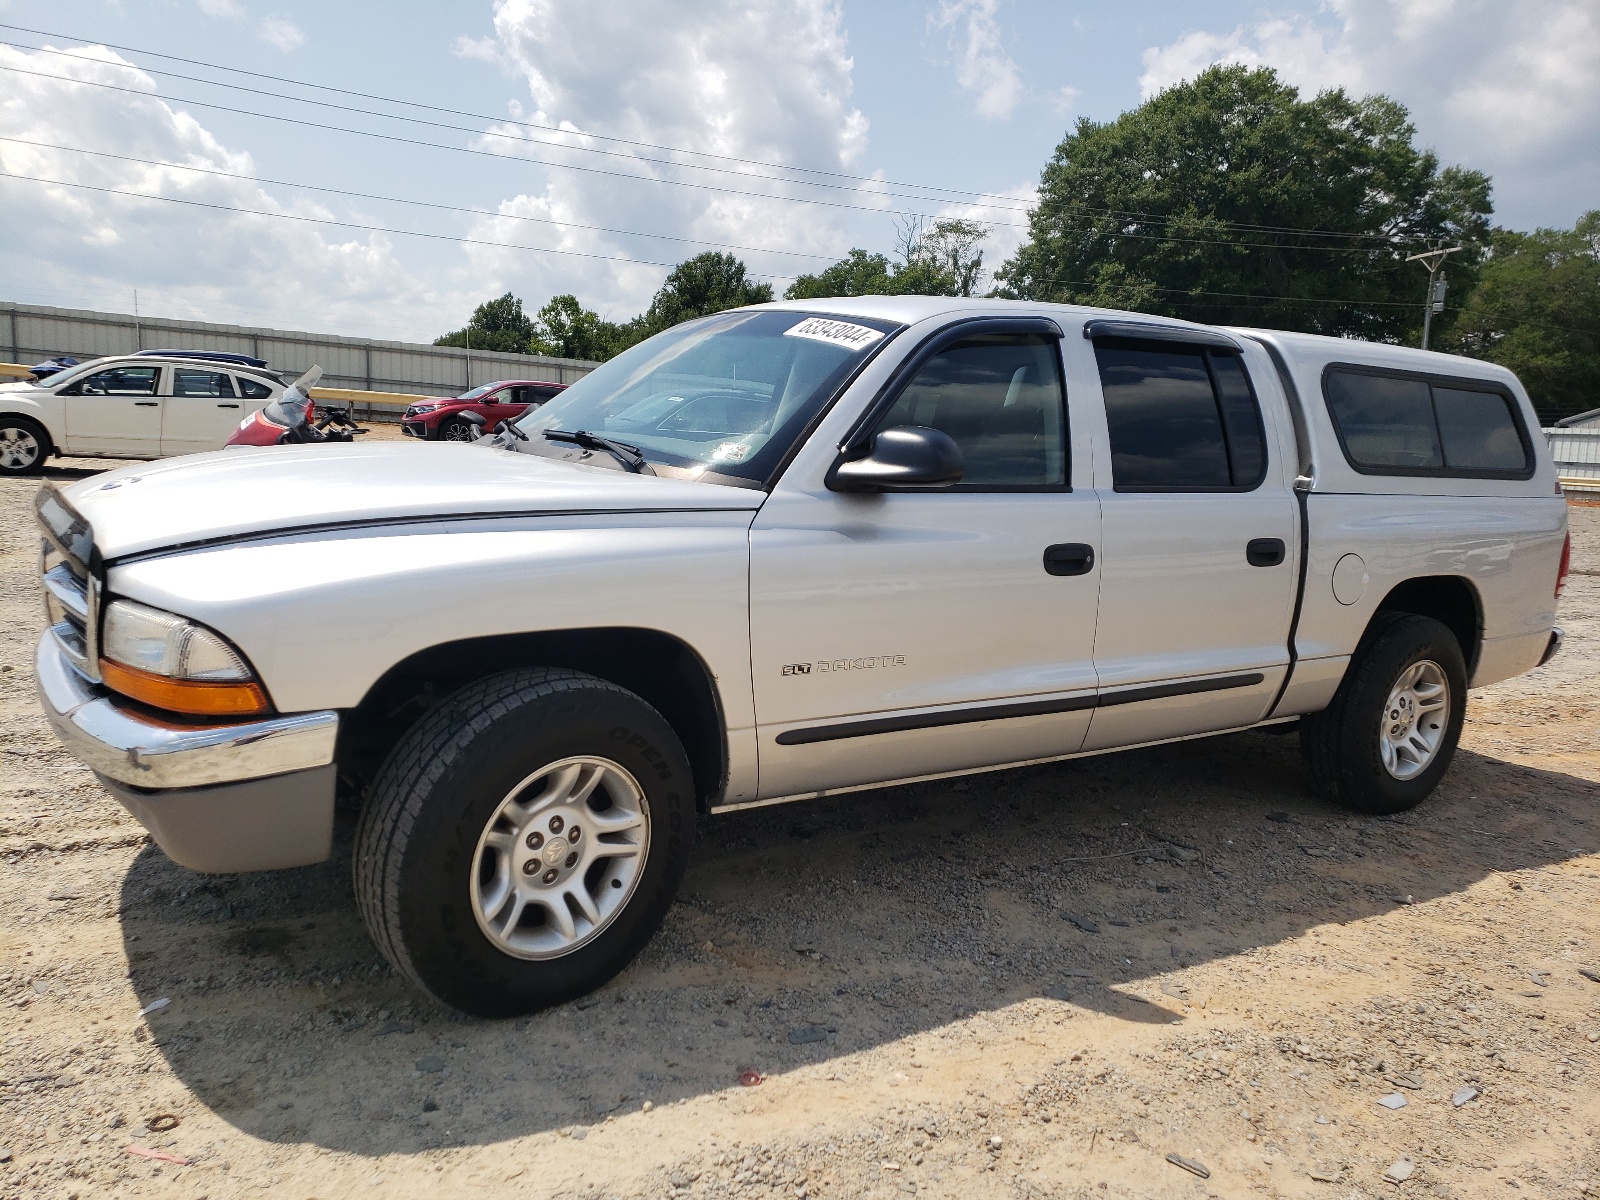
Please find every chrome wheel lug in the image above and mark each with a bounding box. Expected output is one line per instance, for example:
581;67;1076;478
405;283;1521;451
521;860;539;875
549;815;565;834
542;867;559;885
565;851;579;869
568;826;581;843
525;831;544;851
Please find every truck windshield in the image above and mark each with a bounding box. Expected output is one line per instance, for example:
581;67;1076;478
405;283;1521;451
510;310;900;485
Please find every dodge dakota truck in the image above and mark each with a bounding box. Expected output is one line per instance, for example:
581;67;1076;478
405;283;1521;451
36;298;1570;1016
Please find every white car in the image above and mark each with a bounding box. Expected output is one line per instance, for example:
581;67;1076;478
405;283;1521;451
35;298;1568;1016
0;353;285;473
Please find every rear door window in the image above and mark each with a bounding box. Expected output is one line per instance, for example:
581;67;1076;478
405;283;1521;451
172;368;235;398
235;375;273;399
1323;367;1531;477
1092;339;1268;490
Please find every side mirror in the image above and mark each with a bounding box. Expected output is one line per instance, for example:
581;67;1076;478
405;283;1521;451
827;425;964;492
459;411;487;429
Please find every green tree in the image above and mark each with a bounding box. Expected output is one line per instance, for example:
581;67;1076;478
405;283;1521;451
643;252;773;334
1450;212;1600;423
993;65;1493;341
785;248;898;300
528;294;635;361
434;292;536;353
785;218;990;300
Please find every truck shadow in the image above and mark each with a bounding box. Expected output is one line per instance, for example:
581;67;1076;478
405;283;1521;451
117;730;1597;1154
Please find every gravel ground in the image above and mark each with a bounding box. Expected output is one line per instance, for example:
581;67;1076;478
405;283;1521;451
3;466;1598;1200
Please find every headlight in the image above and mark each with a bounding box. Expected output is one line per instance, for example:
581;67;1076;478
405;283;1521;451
100;600;270;716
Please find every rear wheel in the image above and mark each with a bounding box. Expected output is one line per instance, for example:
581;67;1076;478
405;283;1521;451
354;668;695;1016
0;417;50;475
1301;613;1467;814
439;417;477;443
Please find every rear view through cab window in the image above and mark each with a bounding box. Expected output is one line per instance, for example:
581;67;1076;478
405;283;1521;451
1323;367;1531;477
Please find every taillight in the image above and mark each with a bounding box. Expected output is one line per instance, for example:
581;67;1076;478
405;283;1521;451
1556;531;1572;599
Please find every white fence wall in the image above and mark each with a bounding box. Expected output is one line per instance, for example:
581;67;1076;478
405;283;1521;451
2;301;597;398
1547;427;1600;494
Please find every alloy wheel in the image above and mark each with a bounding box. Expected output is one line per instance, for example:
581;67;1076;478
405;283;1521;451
0;426;41;470
469;756;650;960
1378;659;1450;780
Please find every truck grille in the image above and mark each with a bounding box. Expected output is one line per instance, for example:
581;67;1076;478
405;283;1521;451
37;487;101;682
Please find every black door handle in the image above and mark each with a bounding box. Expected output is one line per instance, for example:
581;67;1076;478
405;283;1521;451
1043;543;1095;576
134;400;159;406
217;402;240;408
1247;537;1286;567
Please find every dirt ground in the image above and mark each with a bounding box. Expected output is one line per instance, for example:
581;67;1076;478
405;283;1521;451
3;460;1598;1200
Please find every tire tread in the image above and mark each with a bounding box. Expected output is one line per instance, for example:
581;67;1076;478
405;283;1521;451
1301;611;1464;814
353;667;637;1002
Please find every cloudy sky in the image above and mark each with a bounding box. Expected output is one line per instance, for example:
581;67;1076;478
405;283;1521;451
0;0;1594;343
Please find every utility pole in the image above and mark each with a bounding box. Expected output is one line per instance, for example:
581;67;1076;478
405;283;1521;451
1406;245;1461;351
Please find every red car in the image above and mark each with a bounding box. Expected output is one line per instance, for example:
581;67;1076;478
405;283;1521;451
400;380;567;441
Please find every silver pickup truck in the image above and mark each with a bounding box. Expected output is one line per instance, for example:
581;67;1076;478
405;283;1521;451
36;298;1570;1016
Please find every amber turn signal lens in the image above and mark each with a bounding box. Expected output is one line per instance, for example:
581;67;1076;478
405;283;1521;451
100;659;271;717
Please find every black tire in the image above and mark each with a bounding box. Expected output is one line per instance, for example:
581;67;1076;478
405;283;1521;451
354;667;695;1016
439;417;477;443
1300;612;1467;815
0;415;51;475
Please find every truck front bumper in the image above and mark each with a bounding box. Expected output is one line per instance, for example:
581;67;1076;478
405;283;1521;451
36;633;340;873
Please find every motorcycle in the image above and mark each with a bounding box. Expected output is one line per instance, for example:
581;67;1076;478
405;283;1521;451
225;366;369;448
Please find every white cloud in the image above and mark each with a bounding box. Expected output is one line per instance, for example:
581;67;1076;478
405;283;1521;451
195;0;247;19
1050;84;1082;117
929;0;1023;120
1137;1;1600;228
453;34;508;68
256;17;305;53
473;0;874;315
0;43;454;339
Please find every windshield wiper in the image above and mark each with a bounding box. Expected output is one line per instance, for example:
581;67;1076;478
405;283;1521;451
541;428;655;474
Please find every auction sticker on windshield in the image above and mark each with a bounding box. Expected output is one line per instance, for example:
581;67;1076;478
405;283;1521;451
784;317;885;351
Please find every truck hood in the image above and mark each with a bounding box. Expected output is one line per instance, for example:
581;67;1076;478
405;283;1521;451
61;441;765;559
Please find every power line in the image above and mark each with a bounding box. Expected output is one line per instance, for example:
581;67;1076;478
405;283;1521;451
0;25;1439;247
0;69;1433;260
0;37;1025;208
0;169;796;281
996;271;1420;309
0;135;838;262
0;19;1018;203
0;171;1424;314
0;62;1013;223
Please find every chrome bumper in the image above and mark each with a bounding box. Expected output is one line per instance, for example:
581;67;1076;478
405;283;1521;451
1539;627;1564;668
35;633;338;789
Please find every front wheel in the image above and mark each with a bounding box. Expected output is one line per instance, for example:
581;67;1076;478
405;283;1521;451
0;417;50;475
1301;613;1467;814
439;417;478;443
354;668;695;1016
